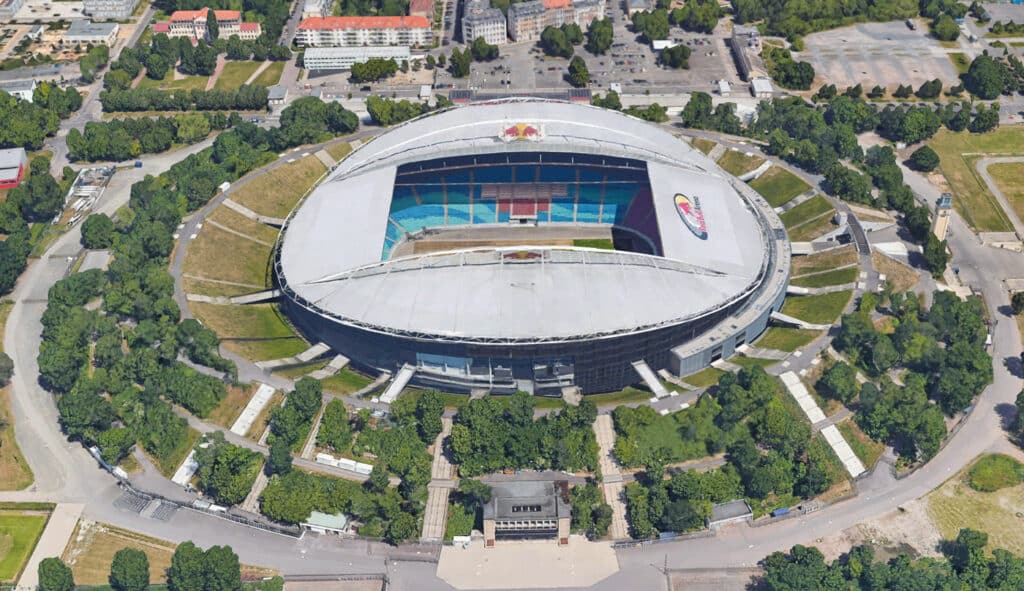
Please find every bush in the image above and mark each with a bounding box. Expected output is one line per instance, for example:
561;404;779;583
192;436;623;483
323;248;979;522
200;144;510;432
967;454;1024;492
909;145;940;172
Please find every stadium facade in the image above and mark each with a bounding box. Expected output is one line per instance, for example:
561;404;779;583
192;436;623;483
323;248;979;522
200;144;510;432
276;99;790;395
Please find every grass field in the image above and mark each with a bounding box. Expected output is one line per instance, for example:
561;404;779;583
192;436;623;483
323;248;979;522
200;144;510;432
251;61;285;87
214;61;262;91
181;277;255;298
0;511;47;582
790;245;858;275
716;149;766;177
928;127;1024;232
967;454;1024;492
928;459;1024;556
791;267;859;288
0;299;32;491
838;420;885;469
189;302;307;362
232;156;327;220
690;138;716;155
326;141;353;162
573;238;614;249
182;225;272;289
748;166;811;207
788;214;838;242
208;204;282;245
755;327;821;352
319;367;374;395
987;162;1024;224
871;252;920;293
949;52;970;74
781;291;852;325
780;195;834;228
207;383;259;429
137;70;209;92
682;367;726;389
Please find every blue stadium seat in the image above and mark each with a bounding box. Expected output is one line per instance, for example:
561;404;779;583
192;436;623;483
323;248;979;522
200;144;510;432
550;198;575;222
473;201;497;224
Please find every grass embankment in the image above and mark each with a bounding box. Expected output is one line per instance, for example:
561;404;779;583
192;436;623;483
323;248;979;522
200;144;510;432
0;300;33;491
748;166;811;208
190;302;308;362
986;162;1024;226
690;138;716;155
214;61;262;91
251;61;285;87
0;510;48;582
728;356;778;370
231;155;327;219
182;226;271;290
207;382;260;429
208;205;281;245
755;327;821;352
871;252;920;293
587;387;658;406
717;149;766;177
928;455;1024;556
325;141;353;162
837;420;885;469
780;195;838;241
572;238;614;250
928;127;1024;232
682;367;726;389
791;267;859;288
319;367;375;395
790;245;857;275
247;390;285;441
780;290;853;325
137;70;209;92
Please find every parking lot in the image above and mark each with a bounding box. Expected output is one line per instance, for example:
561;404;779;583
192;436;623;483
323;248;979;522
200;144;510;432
798;21;961;89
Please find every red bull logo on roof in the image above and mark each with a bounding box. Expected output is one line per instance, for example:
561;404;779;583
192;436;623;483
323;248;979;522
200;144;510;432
500;122;544;142
675;193;708;240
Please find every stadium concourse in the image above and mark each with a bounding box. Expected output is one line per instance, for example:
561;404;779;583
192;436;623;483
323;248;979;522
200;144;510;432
276;98;790;396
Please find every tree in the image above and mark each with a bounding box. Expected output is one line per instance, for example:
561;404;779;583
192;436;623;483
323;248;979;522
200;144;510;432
175;113;212;144
540;26;573;58
449;48;471;78
416;390;445;443
350;58;398;82
470;37;499;61
660;44;691;69
909;145;940;172
670;0;722;33
267;438;292;475
207;14;220;40
387;512;417;544
81;213;116;249
915;78;942;99
817;361;857;403
932;14;960;41
38;558;74;591
204;545;242;591
568;56;590;87
193;432;263;506
923;234;949;278
585;18;613;54
1012;292;1024;315
632;9;670;44
0;351;12;385
110;548;149;591
964;54;1006;99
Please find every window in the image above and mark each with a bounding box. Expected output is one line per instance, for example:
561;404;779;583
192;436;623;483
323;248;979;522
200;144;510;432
511;504;542;513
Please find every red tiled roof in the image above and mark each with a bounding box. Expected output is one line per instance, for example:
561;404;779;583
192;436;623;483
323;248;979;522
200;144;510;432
542;0;571;8
153;22;170;33
409;0;434;13
298;16;431;31
239;22;261;31
169;7;242;22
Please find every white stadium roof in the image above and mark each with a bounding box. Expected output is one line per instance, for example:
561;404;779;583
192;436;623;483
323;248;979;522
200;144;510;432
278;99;775;343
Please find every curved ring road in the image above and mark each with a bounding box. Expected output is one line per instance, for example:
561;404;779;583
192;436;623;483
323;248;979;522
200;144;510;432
2;128;1022;590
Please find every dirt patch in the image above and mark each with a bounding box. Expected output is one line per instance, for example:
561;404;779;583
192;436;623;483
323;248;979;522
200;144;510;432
816;499;943;562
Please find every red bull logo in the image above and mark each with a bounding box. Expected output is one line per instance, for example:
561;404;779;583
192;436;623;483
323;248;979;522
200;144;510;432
675;193;708;240
500;122;543;142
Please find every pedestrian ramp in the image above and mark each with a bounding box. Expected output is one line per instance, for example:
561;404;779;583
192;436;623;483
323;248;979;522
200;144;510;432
254;342;331;370
779;372;826;424
230;383;276;436
230;289;280;304
821;424;866;478
309;354;350;379
631;359;672;399
379;364;415;404
770;311;832;331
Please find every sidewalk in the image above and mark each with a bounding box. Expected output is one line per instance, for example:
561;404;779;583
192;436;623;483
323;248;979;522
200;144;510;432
592;415;628;540
17;503;84;590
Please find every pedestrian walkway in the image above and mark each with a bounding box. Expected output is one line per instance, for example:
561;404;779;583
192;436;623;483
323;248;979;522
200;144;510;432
421;418;455;542
779;372;864;478
592;415;628;540
254;342;330;370
631;359;671;399
243;60;272;85
379;364;415;404
240;469;269;514
770;310;832;331
300;402;327;460
309;354;349;380
221;198;287;227
231;383;276;436
17;504;84;590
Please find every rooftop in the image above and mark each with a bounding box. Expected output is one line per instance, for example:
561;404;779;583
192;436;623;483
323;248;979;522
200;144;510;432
0;79;36;93
298;15;431;30
0;148;26;169
302;511;349;530
66;20;119;37
409;0;434;11
751;77;773;94
483;481;569;521
267;85;287;100
170;7;242;21
709;500;752;523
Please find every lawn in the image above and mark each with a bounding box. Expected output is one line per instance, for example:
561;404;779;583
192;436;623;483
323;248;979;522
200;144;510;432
586;387;658;406
779;195;834;229
208;204;282;245
755;327;821;352
182;225;272;289
206;382;259;429
247;390;285;441
682;366;726;389
967;454;1024;492
690;137;716;155
928;460;1024;556
781;291;853;325
0;511;47;582
986;162;1024;225
716;149;766;177
871;252;920;293
320;367;375;395
273;360;328;380
928;127;1024;232
949;52;971;74
573;238;614;250
0;300;32;492
728;356;778;370
250;61;285;87
231;156;327;220
189;302;308;362
790;246;858;275
791;267;859;288
788;214;839;242
152;428;201;478
325;141;353;162
748;166;811;207
136;70;209;92
181;277;256;298
214;61;262;91
837;420;885;469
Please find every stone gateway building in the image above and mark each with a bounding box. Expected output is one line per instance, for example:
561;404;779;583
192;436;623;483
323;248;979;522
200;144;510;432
482;482;571;546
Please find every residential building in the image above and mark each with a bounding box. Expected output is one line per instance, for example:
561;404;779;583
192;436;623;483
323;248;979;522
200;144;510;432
296;16;432;47
65;20;120;46
302;0;332;19
0;148;28;190
0;79;36;102
82;0;139;20
462;0;506;45
482;482;570;547
625;0;652;16
507;0;604;43
302;46;412;70
153;7;262;42
0;0;24;20
409;0;434;20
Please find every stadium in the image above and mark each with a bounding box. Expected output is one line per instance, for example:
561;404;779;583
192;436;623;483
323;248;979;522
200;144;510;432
275;98;791;395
